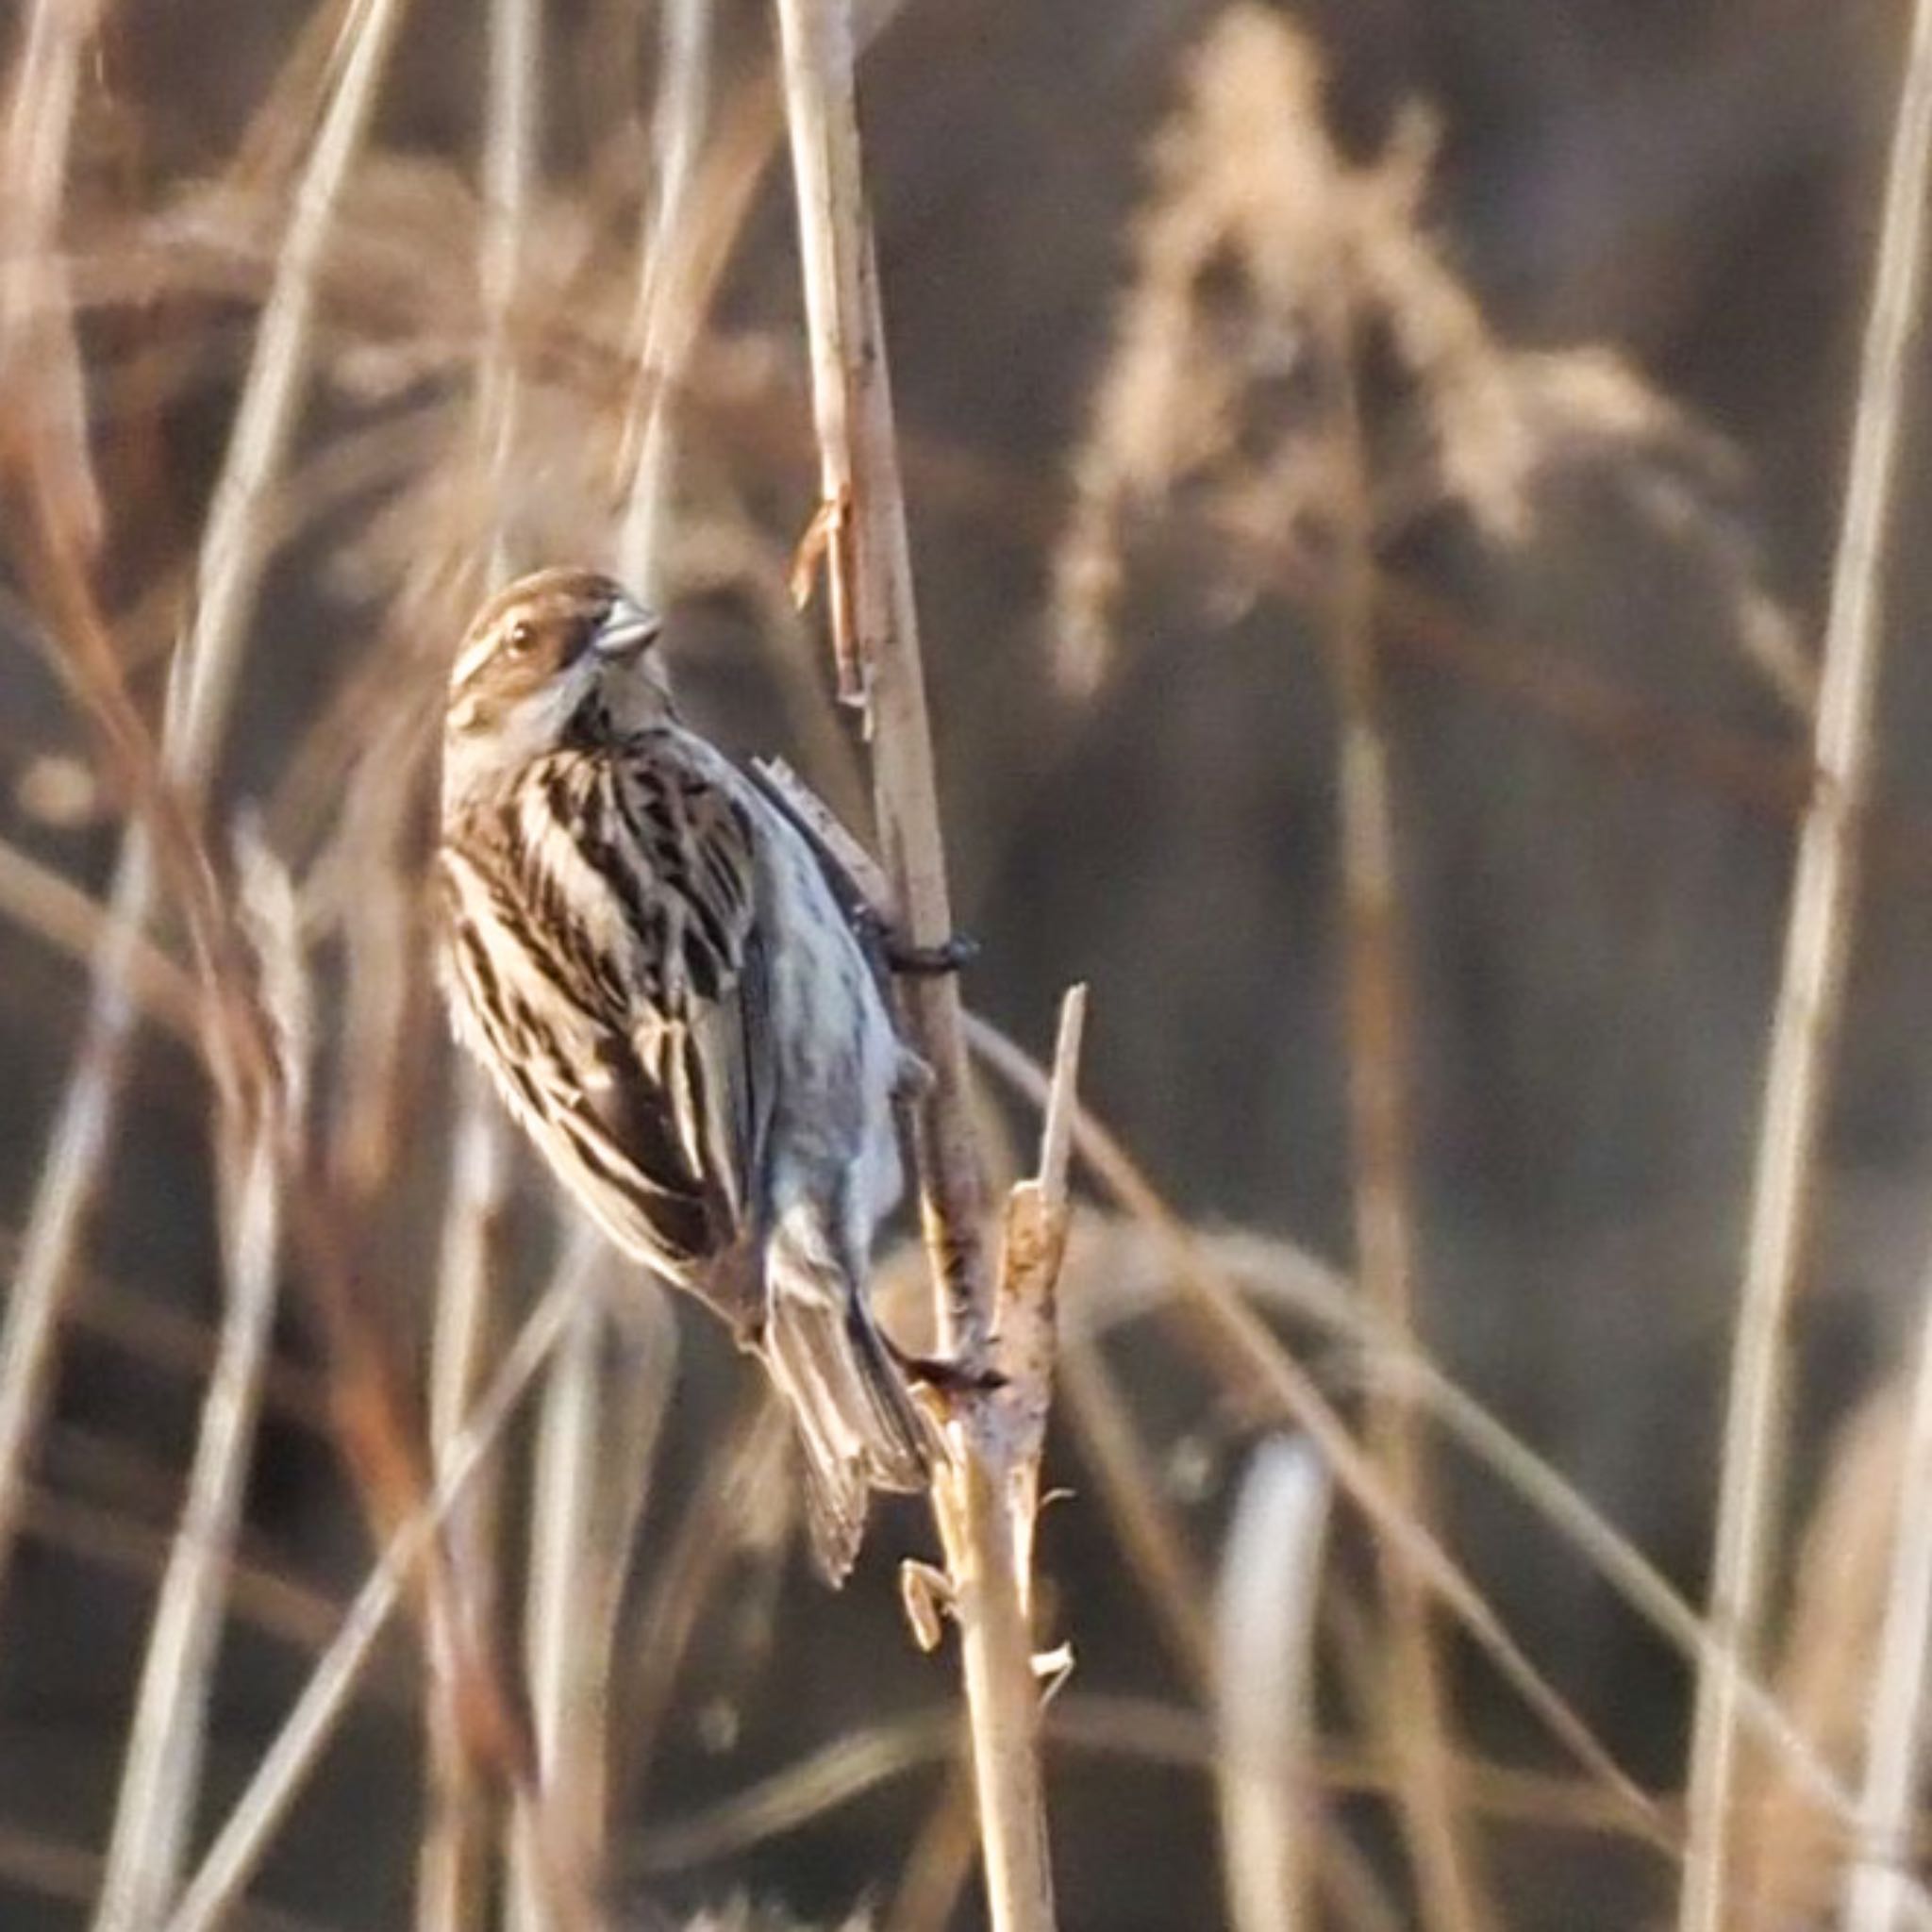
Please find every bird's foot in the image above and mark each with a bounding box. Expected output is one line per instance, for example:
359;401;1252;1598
882;929;980;976
891;1341;1006;1399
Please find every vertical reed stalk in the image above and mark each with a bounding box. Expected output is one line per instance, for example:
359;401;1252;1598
92;844;307;1932
1317;238;1491;1932
616;0;714;591
418;1073;510;1932
508;1233;677;1930
419;0;536;1913
770;4;1058;1924
1677;0;1932;1921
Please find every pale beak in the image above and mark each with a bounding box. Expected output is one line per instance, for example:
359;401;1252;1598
591;594;660;662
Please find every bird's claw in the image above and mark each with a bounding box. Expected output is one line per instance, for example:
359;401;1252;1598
892;1343;1007;1401
883;930;980;976
900;1560;954;1652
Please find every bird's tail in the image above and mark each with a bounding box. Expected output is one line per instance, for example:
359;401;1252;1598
759;1221;933;1585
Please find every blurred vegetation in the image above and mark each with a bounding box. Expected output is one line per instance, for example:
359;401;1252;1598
2;1;1931;1928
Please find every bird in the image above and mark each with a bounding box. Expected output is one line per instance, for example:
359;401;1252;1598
436;565;934;1582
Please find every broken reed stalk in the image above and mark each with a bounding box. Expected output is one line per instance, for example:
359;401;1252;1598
993;985;1086;1583
961;1015;1668;1842
1676;0;1932;1923
771;5;1059;1924
0;0;409;1611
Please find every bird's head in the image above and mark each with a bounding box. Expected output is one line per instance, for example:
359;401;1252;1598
441;567;672;808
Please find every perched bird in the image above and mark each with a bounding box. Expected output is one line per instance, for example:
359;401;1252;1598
437;566;932;1581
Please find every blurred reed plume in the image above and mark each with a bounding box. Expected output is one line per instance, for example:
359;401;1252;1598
1051;2;1807;714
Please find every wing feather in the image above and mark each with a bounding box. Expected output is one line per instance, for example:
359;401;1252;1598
440;732;769;1300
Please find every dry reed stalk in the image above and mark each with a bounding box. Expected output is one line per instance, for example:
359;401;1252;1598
982;1024;1912;1842
770;4;1059;1928
991;987;1085;1586
160;1275;581;1932
1313;1833;1411;1932
626;1709;960;1874
1056;1332;1215;1689
516;9;733;1907
1842;1282;1932;1927
0;830;198;1040
885;1763;979;1932
223;0;358;201
1721;1387;1910;1925
1312;185;1491;1932
625;1690;1646;1881
0;0;106;552
0;368;563;1931
962;1014;1666;1847
418;0;538;1917
513;12;721;1908
614;1391;792;1808
59;1267;325;1435
0;0;409;1610
91;838;308;1932
1676;0;1932;1919
615;0;713;590
1064;1209;1886;1845
1215;1438;1333;1932
1057;1318;1407;1931
15;1485;343;1657
418;1071;511;1932
509;1232;679;1931
509;1234;605;1932
0;1825;331;1932
476;0;538;555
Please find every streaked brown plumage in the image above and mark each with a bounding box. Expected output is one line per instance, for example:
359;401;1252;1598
438;567;930;1581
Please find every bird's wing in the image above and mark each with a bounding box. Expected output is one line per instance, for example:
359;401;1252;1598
440;740;770;1296
602;739;769;1232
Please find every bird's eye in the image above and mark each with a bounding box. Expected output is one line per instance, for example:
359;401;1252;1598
506;619;536;656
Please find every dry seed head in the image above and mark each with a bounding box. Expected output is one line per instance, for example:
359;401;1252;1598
1053;3;1805;708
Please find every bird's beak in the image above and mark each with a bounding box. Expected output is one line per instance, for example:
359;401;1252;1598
591;594;660;662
